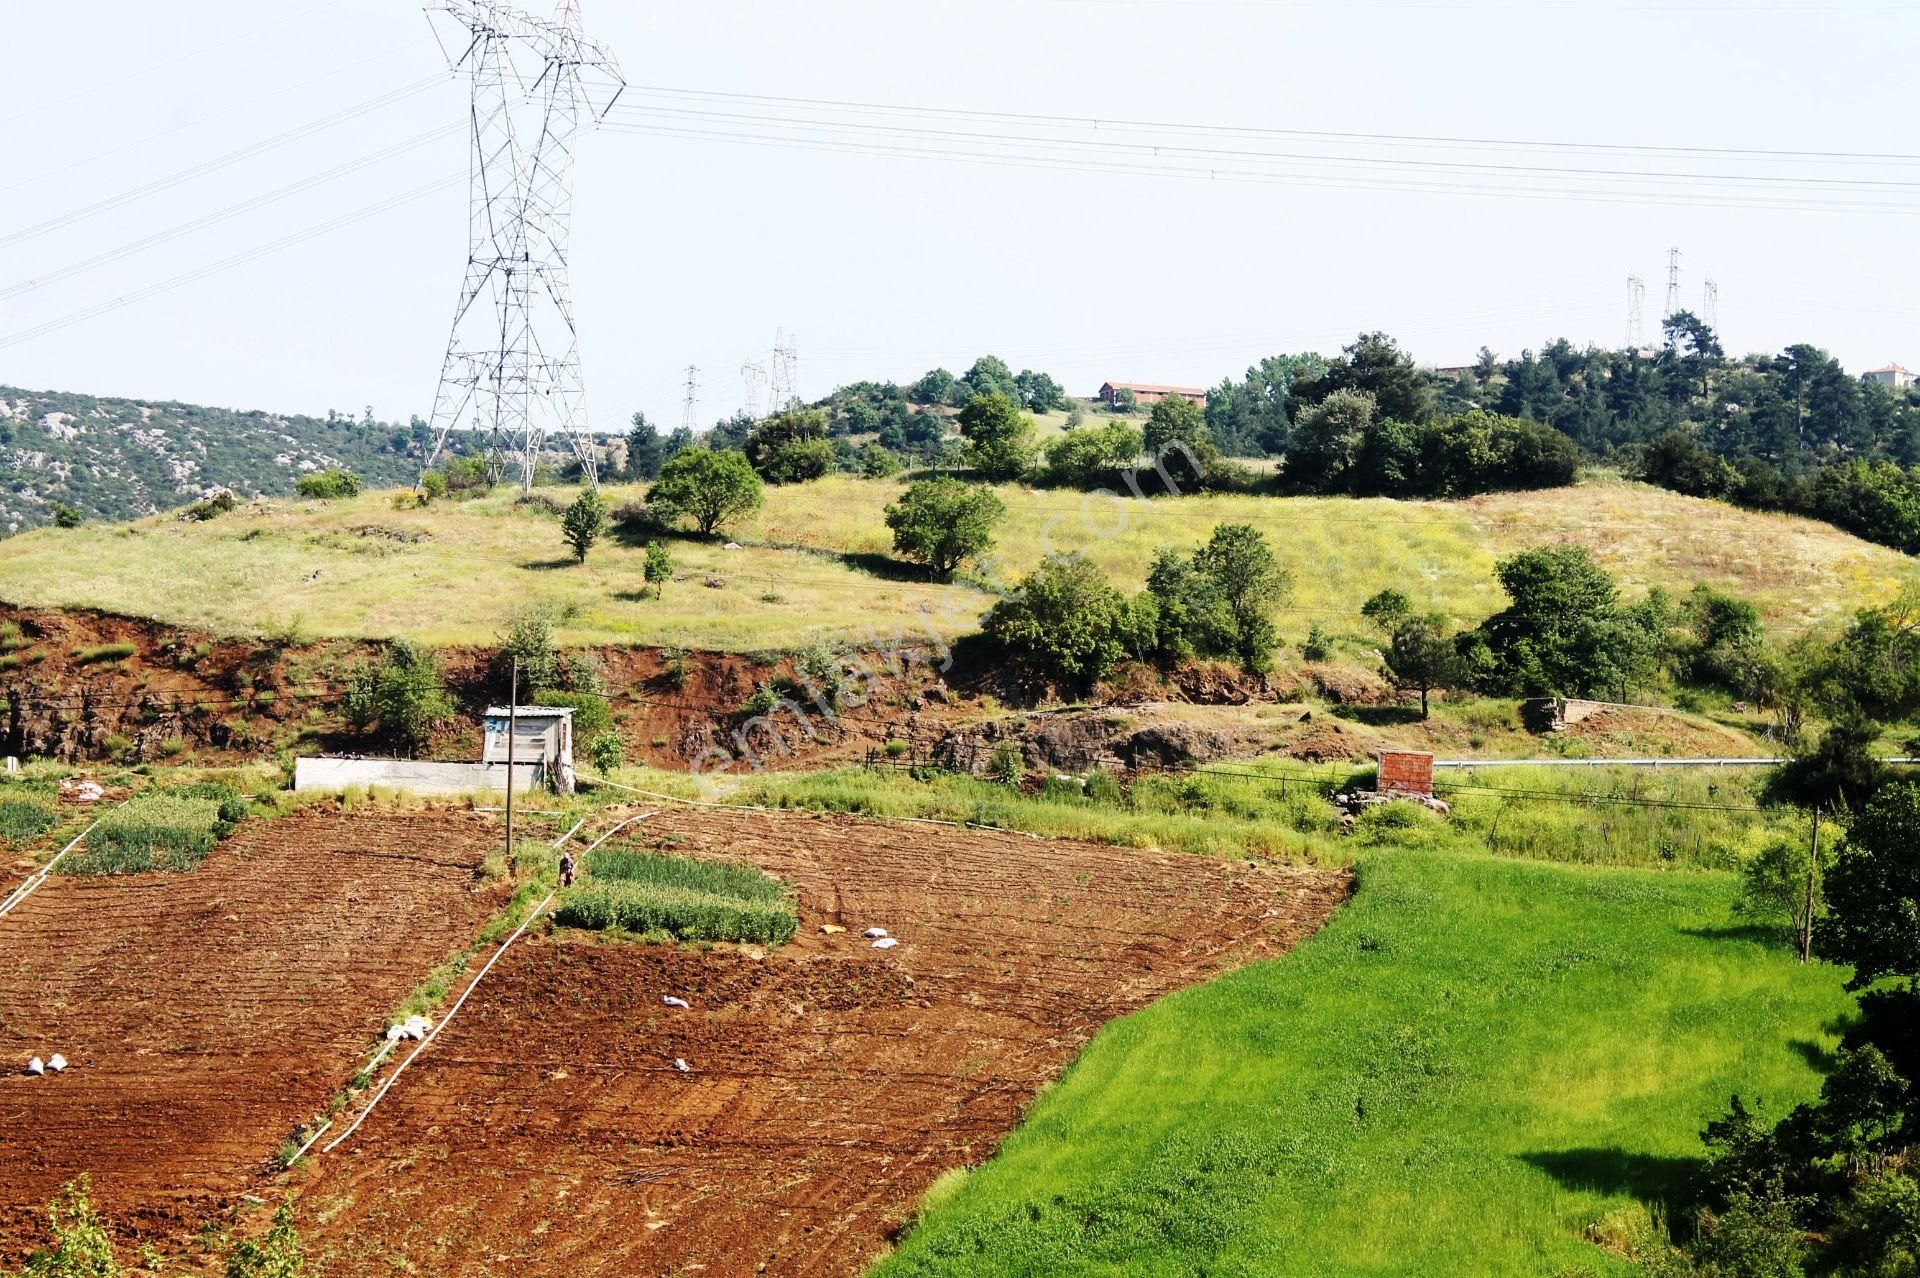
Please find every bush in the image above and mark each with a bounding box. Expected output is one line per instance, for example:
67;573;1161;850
223;1199;305;1278
1301;625;1334;662
744;409;835;484
559;488;609;562
530;689;612;740
181;490;238;521
342;639;455;755
1042;423;1143;488
989;740;1024;786
956;392;1038;481
52;505;82;529
586;728;624;774
649;449;764;535
985;553;1144;692
295;469;363;500
15;1175;121;1277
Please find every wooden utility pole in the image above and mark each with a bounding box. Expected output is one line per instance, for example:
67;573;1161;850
1802;805;1821;965
505;657;518;866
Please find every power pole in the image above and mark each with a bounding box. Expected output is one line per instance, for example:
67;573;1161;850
1626;273;1646;348
1801;805;1821;965
769;329;798;412
505;656;519;867
419;0;626;494
741;360;768;420
1664;246;1683;320
680;365;699;436
1702;277;1720;332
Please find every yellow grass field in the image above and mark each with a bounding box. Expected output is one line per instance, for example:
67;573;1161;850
0;473;1906;650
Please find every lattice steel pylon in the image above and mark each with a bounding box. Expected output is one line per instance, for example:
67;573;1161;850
420;0;625;492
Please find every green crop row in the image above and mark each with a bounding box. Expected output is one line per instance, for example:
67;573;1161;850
584;845;786;903
553;880;797;945
61;783;248;875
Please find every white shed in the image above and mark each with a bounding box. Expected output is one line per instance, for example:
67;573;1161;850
483;706;577;793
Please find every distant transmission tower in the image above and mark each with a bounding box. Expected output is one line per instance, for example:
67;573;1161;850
1702;277;1720;331
680;365;700;435
420;0;626;493
769;329;799;412
740;361;768;419
1626;273;1646;348
1664;246;1684;320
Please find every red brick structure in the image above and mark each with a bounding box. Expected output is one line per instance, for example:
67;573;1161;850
1097;381;1207;407
1377;750;1435;799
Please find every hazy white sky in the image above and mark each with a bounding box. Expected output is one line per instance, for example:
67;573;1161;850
5;0;1919;428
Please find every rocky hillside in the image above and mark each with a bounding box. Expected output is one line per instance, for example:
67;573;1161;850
0;386;454;534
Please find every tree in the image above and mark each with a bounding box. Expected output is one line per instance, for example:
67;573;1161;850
560;489;609;563
644;541;673;600
1821;781;1920;989
1473;544;1628;696
1293;332;1434;425
858;442;901;478
1141;395;1219;491
626;412;666;480
1014;369;1067;414
1361;588;1412;635
1189;523;1291;674
1386;615;1463;719
956;392;1038;482
1287;389;1376;492
1043;422;1141;488
884;478;1005;580
961;355;1022;402
342;640;455;756
1109;387;1140;415
51;505;82;528
911;367;958;406
743;408;835;484
649;449;764;536
1734;834;1828;953
984;554;1138;692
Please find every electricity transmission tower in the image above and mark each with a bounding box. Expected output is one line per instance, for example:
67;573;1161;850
1626;273;1646;348
420;0;625;493
741;361;768;419
1702;277;1720;331
680;365;700;435
1664;247;1683;320
769;329;798;412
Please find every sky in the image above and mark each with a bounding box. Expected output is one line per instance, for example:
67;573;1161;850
4;0;1920;429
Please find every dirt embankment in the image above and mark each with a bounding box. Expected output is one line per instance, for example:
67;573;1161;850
0;809;504;1260
295;807;1351;1278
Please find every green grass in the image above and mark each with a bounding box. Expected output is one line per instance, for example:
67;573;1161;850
873;850;1851;1278
71;641;137;665
0;474;1900;651
0;798;56;844
552;844;797;944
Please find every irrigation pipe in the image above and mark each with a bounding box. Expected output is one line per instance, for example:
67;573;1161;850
0;800;134;923
318;811;647;1155
576;773;1048;842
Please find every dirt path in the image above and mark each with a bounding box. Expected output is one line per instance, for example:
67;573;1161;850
0;808;503;1259
300;807;1350;1278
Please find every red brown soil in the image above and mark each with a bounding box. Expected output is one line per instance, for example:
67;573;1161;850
297;807;1350;1278
0;808;504;1262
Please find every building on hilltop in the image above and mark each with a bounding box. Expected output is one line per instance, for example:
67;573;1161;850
1868;363;1916;391
1097;381;1207;407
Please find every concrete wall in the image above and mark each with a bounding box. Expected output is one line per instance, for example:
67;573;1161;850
293;757;543;796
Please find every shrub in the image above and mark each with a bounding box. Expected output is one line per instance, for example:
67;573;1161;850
416;470;449;503
559;488;609;562
739;683;781;718
52;505;83;529
858;443;902;478
181;490;238;521
437;454;492;496
744;409;835;484
223;1199;304;1278
15;1175;121;1277
989;740;1024;786
611;500;664;536
984;553;1142;692
956;392;1037;481
529;689;612;740
1301;625;1334;662
1043;423;1142;488
342;639;455;755
295;469;363;500
586;728;625;774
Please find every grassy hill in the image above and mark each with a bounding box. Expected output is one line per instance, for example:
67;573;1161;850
0;472;1904;652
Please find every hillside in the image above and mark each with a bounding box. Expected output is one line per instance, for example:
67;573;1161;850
0;472;1905;652
0;385;468;534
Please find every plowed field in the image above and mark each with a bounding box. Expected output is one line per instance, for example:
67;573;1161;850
301;807;1350;1278
0;808;503;1259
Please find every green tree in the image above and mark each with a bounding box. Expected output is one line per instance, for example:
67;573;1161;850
956;392;1037;482
961;355;1022;402
858;442;901;478
1110;387;1140;415
224;1199;304;1278
1293;332;1435;425
743;408;835;484
1150;524;1293;675
644;541;673;600
1287;389;1376;492
626;411;666;480
560;488;609;563
1360;588;1412;635
1733;834;1828;954
1386;616;1464;719
1473;544;1630;696
884;478;1005;580
1043;422;1141;488
1821;781;1920;989
1141;395;1219;491
51;505;82;528
984;554;1138;691
18;1176;120;1278
341;639;455;756
649;449;764;536
1014;369;1067;413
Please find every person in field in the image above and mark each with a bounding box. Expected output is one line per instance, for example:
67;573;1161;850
558;850;577;888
